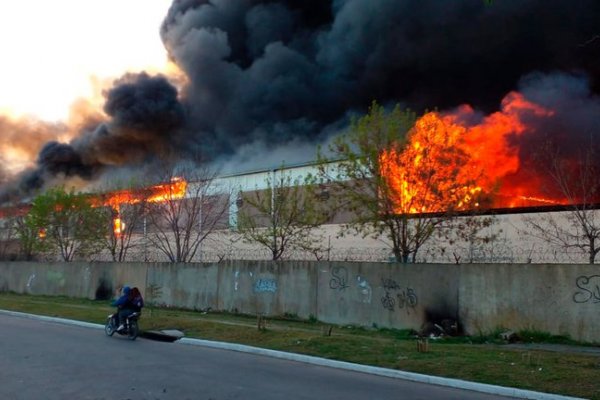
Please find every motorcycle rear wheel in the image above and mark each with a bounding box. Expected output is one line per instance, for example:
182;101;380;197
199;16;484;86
127;320;139;340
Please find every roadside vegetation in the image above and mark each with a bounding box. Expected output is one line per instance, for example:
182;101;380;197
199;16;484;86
0;293;598;399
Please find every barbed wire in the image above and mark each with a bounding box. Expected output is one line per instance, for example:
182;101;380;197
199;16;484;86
115;243;594;264
0;227;595;264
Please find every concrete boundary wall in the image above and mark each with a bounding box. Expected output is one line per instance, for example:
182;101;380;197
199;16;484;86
0;261;597;343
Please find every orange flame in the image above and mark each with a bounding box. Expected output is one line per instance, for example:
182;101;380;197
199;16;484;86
146;177;187;203
381;112;486;213
381;91;563;213
97;177;188;210
113;216;124;237
97;178;187;235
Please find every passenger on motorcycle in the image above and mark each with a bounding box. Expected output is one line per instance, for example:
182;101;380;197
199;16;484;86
111;286;144;331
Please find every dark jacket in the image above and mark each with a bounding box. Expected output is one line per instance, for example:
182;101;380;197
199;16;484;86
129;287;144;312
111;286;131;308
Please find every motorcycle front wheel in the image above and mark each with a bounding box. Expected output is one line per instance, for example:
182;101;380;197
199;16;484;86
105;318;115;337
128;320;139;340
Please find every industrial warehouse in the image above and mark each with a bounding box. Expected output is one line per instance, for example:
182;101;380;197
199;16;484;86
0;158;595;265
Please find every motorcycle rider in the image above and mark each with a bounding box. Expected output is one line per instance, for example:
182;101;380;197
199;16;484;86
111;286;142;332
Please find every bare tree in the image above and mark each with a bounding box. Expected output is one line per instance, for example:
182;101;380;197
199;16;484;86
103;202;147;262
144;164;230;263
237;168;332;260
93;180;152;262
522;145;600;264
0;214;21;260
433;213;502;264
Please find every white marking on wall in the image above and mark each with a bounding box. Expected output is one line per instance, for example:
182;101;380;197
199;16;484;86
26;273;36;289
357;276;372;304
84;266;91;285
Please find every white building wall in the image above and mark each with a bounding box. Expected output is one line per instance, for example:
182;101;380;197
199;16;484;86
169;163;598;264
5;162;595;264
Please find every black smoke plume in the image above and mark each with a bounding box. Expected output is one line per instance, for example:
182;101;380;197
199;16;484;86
2;0;600;202
507;72;600;198
161;0;600;157
0;73;185;202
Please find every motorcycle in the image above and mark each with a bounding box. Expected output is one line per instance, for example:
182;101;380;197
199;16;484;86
105;311;141;340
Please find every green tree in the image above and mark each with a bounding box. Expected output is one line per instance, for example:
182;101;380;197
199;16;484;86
15;215;39;261
315;102;489;263
237;168;332;260
25;187;109;261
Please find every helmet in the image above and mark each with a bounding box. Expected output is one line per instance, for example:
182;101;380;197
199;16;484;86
123;286;131;295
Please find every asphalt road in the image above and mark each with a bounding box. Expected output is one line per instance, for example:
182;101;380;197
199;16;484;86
0;313;553;400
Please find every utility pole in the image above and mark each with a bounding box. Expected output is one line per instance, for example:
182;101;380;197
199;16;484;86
198;189;203;262
271;168;278;259
143;215;147;262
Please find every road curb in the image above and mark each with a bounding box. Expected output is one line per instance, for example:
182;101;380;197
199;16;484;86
0;310;585;400
0;309;104;330
178;337;584;400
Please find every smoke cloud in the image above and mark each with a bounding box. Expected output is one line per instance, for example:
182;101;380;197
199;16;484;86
0;73;185;202
435;71;600;202
1;0;599;202
516;72;600;156
161;0;600;159
509;72;600;196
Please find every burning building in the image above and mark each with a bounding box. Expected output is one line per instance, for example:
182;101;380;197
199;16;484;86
0;1;598;262
0;158;597;264
0;1;598;196
381;78;600;212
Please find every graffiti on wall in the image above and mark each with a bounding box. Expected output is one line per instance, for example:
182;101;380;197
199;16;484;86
329;266;349;291
254;278;277;293
327;268;417;312
381;277;418;314
328;267;372;303
573;275;600;303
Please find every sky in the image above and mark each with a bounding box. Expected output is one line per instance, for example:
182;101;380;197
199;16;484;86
0;0;173;122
